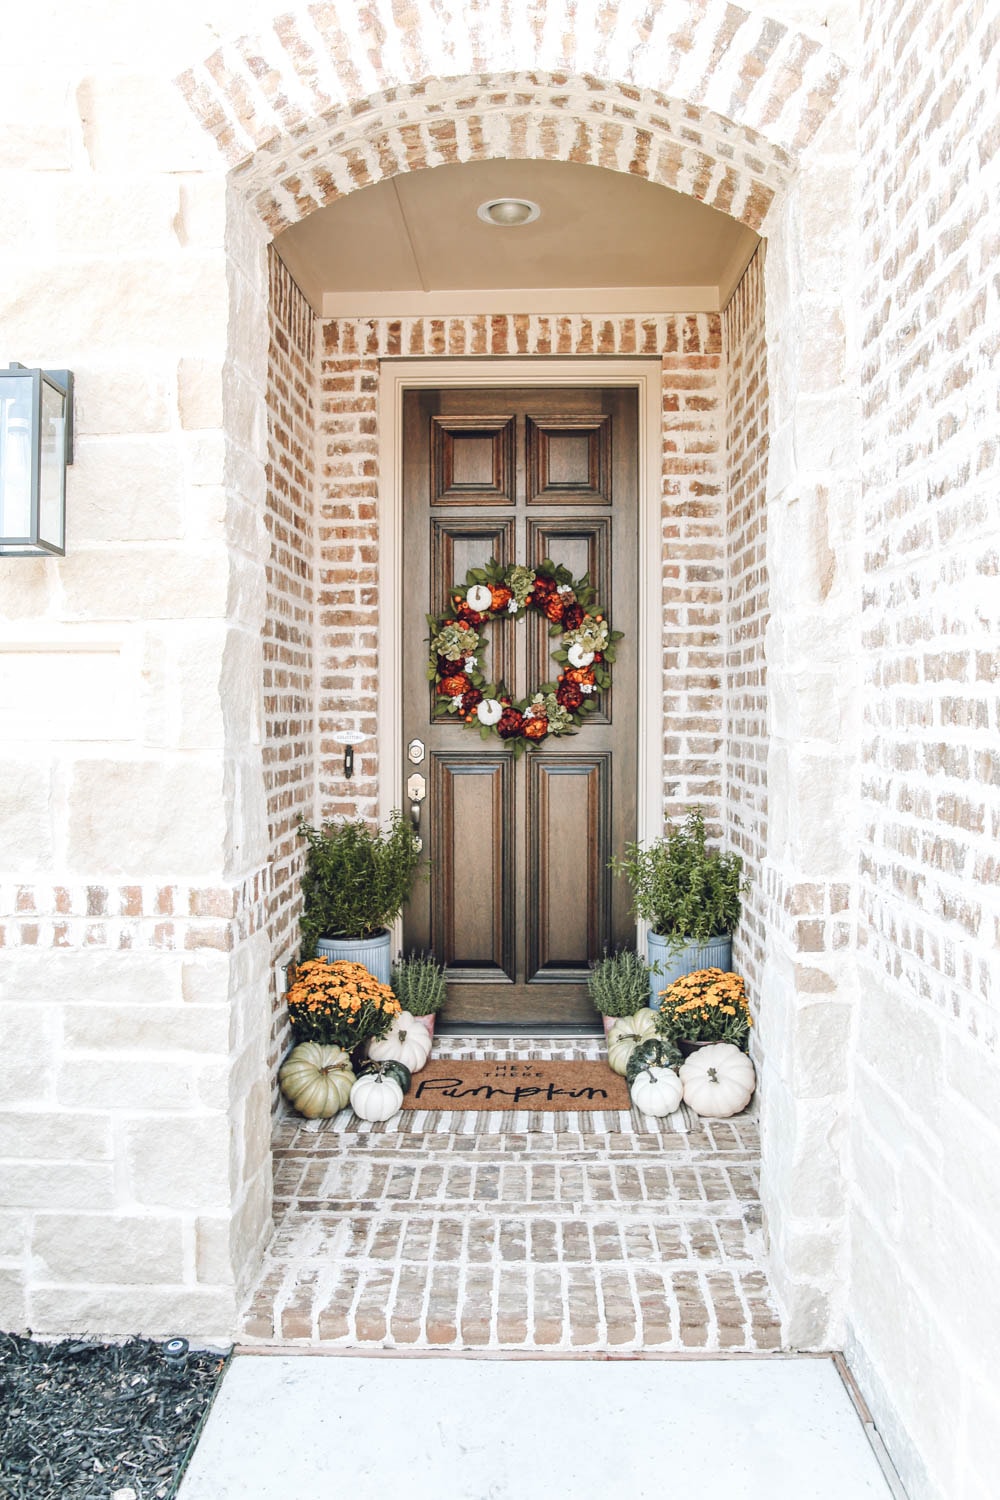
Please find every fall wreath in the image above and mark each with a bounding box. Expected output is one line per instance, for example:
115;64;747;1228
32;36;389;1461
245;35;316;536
426;558;623;753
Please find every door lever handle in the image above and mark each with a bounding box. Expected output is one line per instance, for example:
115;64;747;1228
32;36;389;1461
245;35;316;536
409;800;421;833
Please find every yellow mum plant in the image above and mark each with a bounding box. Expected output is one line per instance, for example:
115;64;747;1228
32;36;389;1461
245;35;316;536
286;958;400;1049
655;967;752;1048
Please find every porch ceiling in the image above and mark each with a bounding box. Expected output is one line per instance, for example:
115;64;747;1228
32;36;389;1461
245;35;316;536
274;158;760;316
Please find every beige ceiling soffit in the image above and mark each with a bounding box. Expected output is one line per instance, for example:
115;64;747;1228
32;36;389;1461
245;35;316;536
718;237;763;309
320;287;721;318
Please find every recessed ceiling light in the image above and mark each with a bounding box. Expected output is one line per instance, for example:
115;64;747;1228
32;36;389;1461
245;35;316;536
477;198;541;227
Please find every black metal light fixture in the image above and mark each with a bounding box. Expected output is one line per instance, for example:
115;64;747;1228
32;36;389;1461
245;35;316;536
0;363;74;557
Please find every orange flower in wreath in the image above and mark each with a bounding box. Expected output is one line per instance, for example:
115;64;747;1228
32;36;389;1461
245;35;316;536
439;673;470;697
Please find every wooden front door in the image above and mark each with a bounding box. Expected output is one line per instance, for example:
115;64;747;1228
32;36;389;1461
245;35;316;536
401;385;638;1026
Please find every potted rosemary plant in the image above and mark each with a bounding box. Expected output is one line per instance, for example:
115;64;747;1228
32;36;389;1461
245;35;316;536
611;807;745;1007
297;812;422;985
587;949;652;1037
390;951;448;1038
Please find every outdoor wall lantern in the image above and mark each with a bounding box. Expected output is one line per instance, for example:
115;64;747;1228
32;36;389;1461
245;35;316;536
0;363;73;557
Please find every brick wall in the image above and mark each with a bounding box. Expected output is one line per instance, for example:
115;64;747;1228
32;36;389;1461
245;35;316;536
848;2;1000;1496
311;312;727;834
263;249;318;1078
723;247;769;997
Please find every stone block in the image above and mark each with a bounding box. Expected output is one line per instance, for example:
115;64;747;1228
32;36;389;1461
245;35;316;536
0;562;54;620
181;954;232;1006
66;758;226;877
123;1117;230;1210
61;1003;230;1055
176;631;226;749
56;1056;215;1112
791;1002;853;1096
943;1032;1000;1128
178;358;224;429
32;1212;184;1283
0;1269;27;1332
60;547;228;621
195;1215;233;1285
856;980;945;1130
0;1209;30;1259
0;761;54;871
3;255;228;356
51;178;181;253
0;950;183;1007
0;74;72;169
0;1162;114;1210
74;365;174;436
76;74;216;174
0;1111;111;1161
70;437;186;542
0;1004;60;1107
771;668;849;744
175;176;228;250
28;1284;237;1342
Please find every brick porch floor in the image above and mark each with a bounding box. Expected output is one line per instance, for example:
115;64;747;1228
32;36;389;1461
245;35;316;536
241;1038;783;1353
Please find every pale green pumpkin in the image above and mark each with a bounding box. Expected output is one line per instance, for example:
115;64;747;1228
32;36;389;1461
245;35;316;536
606;1007;659;1075
280;1042;355;1118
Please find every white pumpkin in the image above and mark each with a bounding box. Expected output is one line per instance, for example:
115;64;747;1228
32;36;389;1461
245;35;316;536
350;1070;404;1122
367;1011;433;1073
279;1043;355;1118
466;584;493;611
606;1008;659;1075
629;1065;684;1118
680;1043;756;1118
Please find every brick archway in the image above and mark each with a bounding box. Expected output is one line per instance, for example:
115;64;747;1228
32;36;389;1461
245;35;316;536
172;0;859;1356
176;1;848;233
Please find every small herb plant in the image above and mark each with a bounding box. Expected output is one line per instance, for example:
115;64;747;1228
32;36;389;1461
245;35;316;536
655;968;752;1048
297;811;422;956
610;807;745;955
391;952;447;1017
586;949;652;1018
286;958;400;1049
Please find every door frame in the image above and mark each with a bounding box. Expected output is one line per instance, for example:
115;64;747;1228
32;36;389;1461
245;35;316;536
377;357;664;952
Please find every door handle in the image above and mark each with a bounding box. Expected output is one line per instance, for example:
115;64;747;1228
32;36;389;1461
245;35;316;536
409;800;421;834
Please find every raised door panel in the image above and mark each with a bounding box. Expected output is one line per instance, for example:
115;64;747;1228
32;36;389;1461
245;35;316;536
526;517;613;723
430;518;516;707
431;753;514;979
431;415;515;505
526;414;611;505
527;753;610;979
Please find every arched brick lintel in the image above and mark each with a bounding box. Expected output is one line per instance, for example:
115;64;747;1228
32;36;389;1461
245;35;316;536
175;0;849;235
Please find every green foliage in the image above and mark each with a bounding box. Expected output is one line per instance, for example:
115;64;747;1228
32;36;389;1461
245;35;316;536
610;807;745;954
297;811;422;955
586;948;652;1017
391;951;448;1017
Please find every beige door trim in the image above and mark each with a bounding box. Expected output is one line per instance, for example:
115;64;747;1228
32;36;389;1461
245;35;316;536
377;357;664;950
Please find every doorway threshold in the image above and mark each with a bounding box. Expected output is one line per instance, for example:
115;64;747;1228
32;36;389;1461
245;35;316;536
435;1021;603;1037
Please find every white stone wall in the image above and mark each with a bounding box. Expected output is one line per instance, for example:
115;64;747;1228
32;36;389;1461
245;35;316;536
0;9;273;1340
847;2;1000;1498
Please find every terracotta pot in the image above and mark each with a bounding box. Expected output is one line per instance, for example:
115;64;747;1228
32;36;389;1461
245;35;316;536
414;1013;436;1040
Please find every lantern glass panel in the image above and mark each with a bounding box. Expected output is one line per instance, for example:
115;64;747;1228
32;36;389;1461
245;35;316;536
39;378;67;552
0;373;34;545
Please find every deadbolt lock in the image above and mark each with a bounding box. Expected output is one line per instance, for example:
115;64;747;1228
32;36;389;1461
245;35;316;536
407;738;425;765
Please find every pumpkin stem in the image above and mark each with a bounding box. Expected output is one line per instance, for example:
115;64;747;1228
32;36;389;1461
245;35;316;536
708;1067;718;1081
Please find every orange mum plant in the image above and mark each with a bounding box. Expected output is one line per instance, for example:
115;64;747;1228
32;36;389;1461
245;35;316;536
655;968;752;1049
286;958;400;1049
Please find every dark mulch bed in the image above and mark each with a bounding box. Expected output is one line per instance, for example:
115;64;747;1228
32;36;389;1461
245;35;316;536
0;1333;229;1500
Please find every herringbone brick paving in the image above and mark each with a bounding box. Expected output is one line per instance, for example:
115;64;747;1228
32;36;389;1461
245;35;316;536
242;1039;782;1353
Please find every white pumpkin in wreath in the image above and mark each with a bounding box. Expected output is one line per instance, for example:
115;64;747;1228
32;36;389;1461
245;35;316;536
679;1043;756;1118
367;1011;433;1073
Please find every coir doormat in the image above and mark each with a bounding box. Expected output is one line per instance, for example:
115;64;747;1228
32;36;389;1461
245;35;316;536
401;1058;631;1112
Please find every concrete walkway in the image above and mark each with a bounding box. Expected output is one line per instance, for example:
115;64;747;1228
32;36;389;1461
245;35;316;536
178;1354;895;1499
